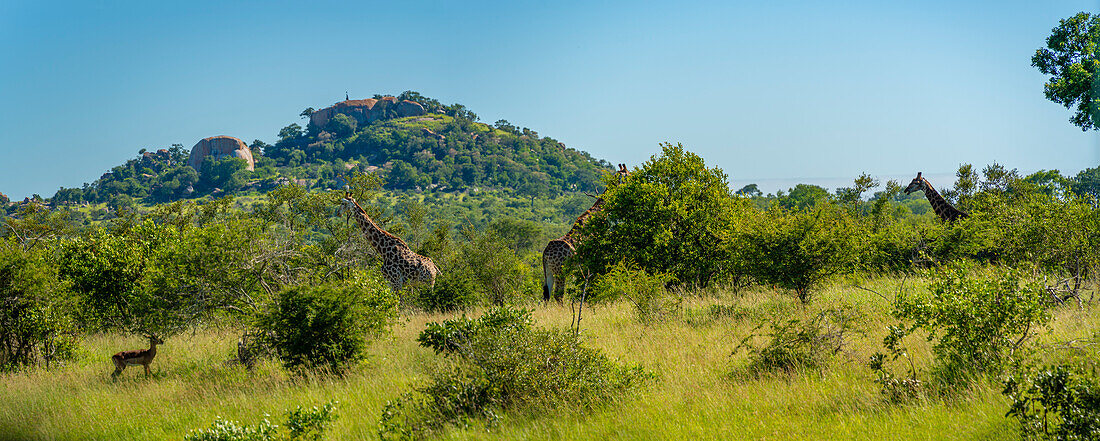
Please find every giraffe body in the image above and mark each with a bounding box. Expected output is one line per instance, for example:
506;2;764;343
904;172;968;222
542;164;628;303
343;195;439;292
542;237;576;302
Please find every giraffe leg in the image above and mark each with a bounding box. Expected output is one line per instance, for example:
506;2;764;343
542;255;555;303
554;272;566;304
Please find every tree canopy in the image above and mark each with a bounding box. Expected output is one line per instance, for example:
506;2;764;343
1033;12;1100;131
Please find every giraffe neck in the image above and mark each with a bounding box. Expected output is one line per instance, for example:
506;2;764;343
921;179;966;222
561;198;604;244
349;201;409;256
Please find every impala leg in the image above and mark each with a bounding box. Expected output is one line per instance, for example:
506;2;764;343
111;358;124;378
144;364;150;377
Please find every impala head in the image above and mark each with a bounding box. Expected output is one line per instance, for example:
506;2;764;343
904;172;928;195
146;334;163;345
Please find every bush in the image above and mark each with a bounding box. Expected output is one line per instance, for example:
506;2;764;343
0;239;78;371
574;142;749;288
734;203;858;303
1005;365;1100;440
414;271;479;313
381;308;650;439
185;401;338;441
256;277;397;372
735;308;859;375
457;232;537;306
892;265;1048;387
590;261;679;323
416;307;532;355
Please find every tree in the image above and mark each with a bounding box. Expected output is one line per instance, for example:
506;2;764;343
199;156;250;192
733;203;858;303
1021;169;1070;197
0;238;77;371
495;119;518;134
279;123;304;142
574;142;749;288
326;113;356;137
1072;166;1100;199
735;184;762;197
249;139;270;157
835;173;877;206
779;184;830;210
58;223;180;336
300;107;315;119
1032;12;1100;130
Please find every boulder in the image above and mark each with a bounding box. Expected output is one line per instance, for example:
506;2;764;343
396;100;426;117
310;99;378;129
187;136;255;171
309;96;425;129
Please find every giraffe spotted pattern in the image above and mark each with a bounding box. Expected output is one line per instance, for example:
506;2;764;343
904;172;969;222
342;195;439;292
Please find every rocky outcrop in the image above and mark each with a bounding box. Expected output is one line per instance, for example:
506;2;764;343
309;97;426;129
187;136;255;171
396;100;426;117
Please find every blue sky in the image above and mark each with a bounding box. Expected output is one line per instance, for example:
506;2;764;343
1;1;1097;199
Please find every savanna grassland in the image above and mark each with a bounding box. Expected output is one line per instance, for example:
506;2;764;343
9;14;1100;440
3;277;1098;441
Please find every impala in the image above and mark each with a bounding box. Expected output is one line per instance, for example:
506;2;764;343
111;335;163;378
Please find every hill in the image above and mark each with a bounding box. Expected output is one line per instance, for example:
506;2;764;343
44;91;612;208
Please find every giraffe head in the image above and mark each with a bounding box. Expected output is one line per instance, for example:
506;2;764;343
339;191;361;217
615;163;630;185
903;172;928;195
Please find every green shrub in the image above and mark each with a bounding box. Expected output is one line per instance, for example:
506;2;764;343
1005;365;1100;440
256;277;397;372
573;143;749;288
381;308;650;439
456;231;536;306
0;239;78;371
416;307;532;355
415;271;479;313
868;325;924;403
892;265;1048;387
590;261;679;323
858;220;926;273
734;203;858;303
735;308;859;374
185;402;338;441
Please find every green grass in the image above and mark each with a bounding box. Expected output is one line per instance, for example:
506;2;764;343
3;277;1097;440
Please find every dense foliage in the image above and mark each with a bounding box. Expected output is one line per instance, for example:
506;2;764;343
0;238;77;371
185;402;339;441
1006;365;1100;440
256;278;397;372
1032;12;1100;131
889;266;1049;388
382;308;649;439
575;143;748;288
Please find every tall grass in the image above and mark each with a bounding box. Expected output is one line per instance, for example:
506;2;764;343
2;277;1096;440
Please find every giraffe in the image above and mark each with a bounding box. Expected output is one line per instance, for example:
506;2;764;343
341;193;440;293
904;172;969;222
542;164;629;303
